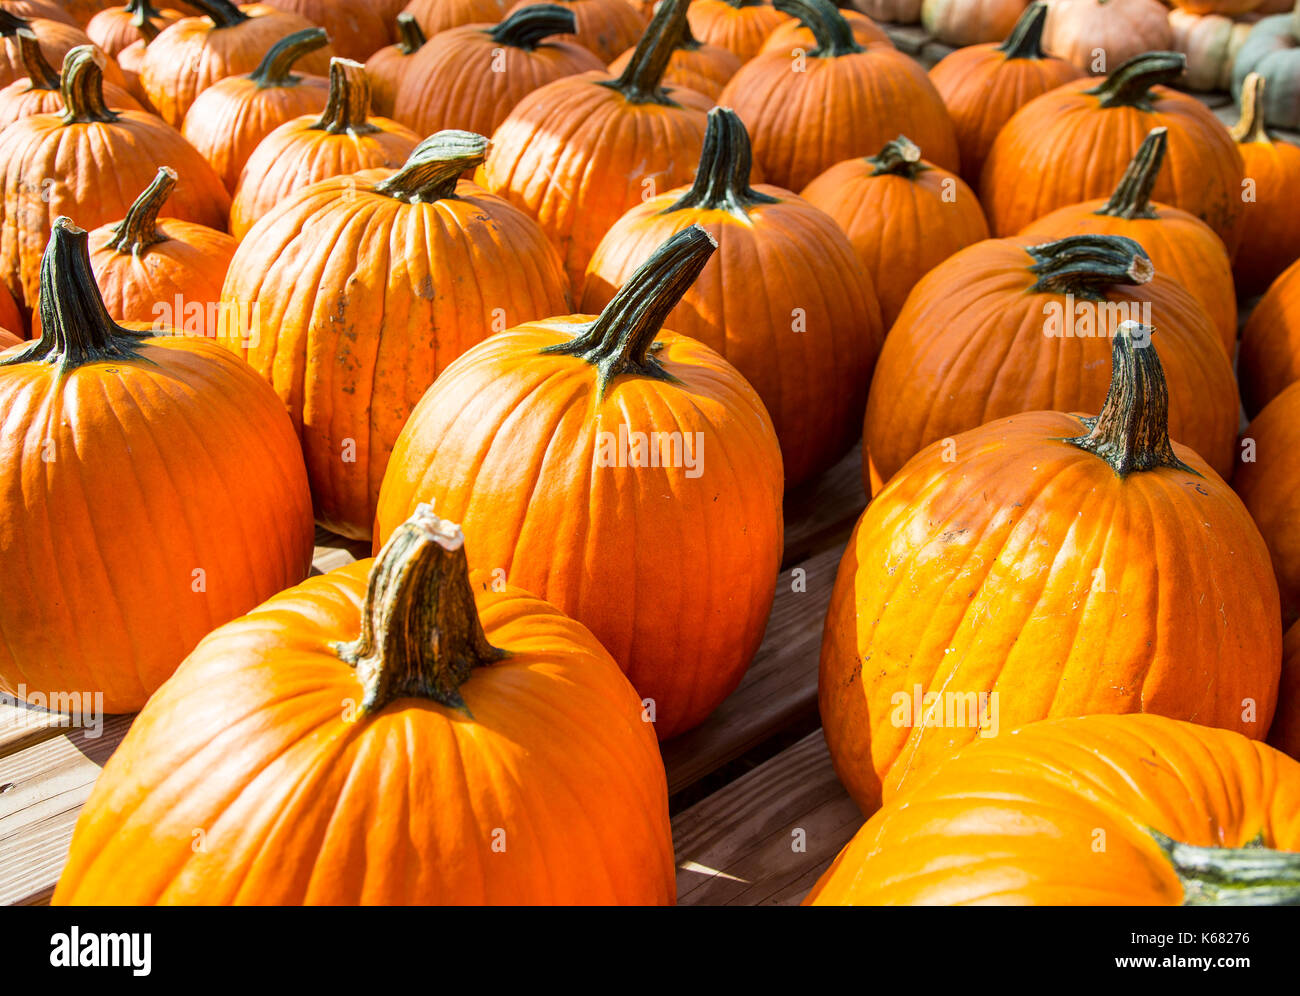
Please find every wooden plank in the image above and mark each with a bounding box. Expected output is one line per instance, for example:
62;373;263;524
673;730;862;907
781;445;865;569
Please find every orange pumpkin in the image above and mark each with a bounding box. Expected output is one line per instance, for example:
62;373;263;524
582;108;883;487
686;0;789;61
717;0;959;191
0;326;19;347
0;27;141;127
826;326;1280;813
507;0;646;62
1272;621;1300;759
863;234;1239;491
261;0;390;61
111;31;148;107
393;5;603;140
1232;72;1300;296
375;226;785;741
1;2;79;26
757;0;891;53
478;0;710;291
1018;127;1237;356
1239;257;1300;418
85;0;180;56
607;17;740;100
801;134;989;328
363;11;424;117
807;715;1300;905
927;2;1081;186
221;131;570;539
0;7;126;87
53;505;675;905
0;277;21;337
981;52;1246;254
400;0;508;36
0;217;313;714
229;58;419;240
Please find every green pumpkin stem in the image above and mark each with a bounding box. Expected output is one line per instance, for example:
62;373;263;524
60;46;117;125
1151;830;1300;906
183;0;249;29
107;167;175;256
773;0;862;57
374;130;488;203
606;0;689;105
312;58;377;135
249;27;329;88
394;12;427;54
667;107;776;215
543;225;716;395
1095;127;1166;221
1065;323;1195;477
489;4;576;49
1085;51;1185;111
335;505;507;715
0;218;147;370
126;0;165;33
1026;234;1153;300
998;1;1050;59
14;28;60;91
868;135;929;179
1231;72;1272;145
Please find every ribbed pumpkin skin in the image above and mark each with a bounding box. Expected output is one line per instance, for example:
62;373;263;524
374;324;784;741
52;562;675;905
1271;621;1300;760
863;238;1239;490
507;0;645;63
0;18;126;88
607;37;740;100
758;10;891;53
1239;257;1300;417
1234;131;1300;296
401;0;508;36
261;0;389;61
824;411;1281;813
686;0;789;61
0;73;142;126
981;79;1245;252
807;715;1300;905
221;172;571;540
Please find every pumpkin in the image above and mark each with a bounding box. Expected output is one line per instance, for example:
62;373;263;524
53;504;675;905
49;0;117;24
1018;128;1237;356
758;0;892;53
0;217;313;714
478;0;710;292
1272;622;1300;758
981;52;1246;255
1232;13;1300;132
920;0;1028;47
0;27;142;127
375;226;784;741
0;7;126;87
717;0;959;192
857;0;920;23
394;5;603;140
221;132;570;539
0;277;21;337
400;0;508;36
828;326;1279;813
582;108;883;487
180;27;329;193
1169;7;1258;92
808;715;1300;905
863;235;1239;491
1232;73;1300;296
802;135;989;329
686;0;789;61
364;12;424;117
85;0;180;56
262;0;390;61
139;0;333;127
0;326;20;347
608;18;741;100
229;59;419;240
928;2;1082;187
1;2;79;27
112;32;148;107
0;47;230;312
1042;0;1174;76
1239;257;1300;417
506;0;646;62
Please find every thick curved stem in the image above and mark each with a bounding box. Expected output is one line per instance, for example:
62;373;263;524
107;167;175;256
1095;127;1166;221
14;28;60;91
248;27;329;88
489;4;576;50
1231;72;1272;145
773;0;862;57
394;12;426;54
1085;51;1185;110
374;130;489;203
868;135;929;179
1151;830;1300;905
997;1;1049;59
59;46;117;125
605;0;688;105
1026;234;1153;300
667;107;775;215
182;0;249;29
311;58;376;135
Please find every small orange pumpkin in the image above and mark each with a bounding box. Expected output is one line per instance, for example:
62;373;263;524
363;12;424;117
0;26;141;128
1239;257;1300;418
1231;72;1300;296
507;0;646;62
85;0;180;56
607;17;740;100
400;0;508;36
0;7;126;87
686;0;790;61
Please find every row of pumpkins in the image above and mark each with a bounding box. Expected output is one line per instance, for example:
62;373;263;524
0;0;1295;903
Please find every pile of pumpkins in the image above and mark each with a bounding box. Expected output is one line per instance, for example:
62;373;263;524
0;0;1298;905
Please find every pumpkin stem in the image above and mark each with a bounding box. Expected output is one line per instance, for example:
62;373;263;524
605;0;689;105
1231;72;1272;145
1065;322;1195;477
0;9;28;35
59;46;118;125
667;107;776;215
125;0;164;33
393;12;426;54
1026;234;1153;301
543;224;716;395
1085;51;1185;111
773;0;862;57
248;27;329;88
489;4;576;49
14;28;60;91
868;135;929;179
182;0;249;29
0;218;147;370
1151;830;1300;906
1095;127;1166;221
312;58;377;135
680;18;703;51
107;167;175;256
720;0;765;7
374;130;488;203
335;504;507;715
997;1;1049;59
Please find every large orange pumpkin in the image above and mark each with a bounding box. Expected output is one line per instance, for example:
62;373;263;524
85;0;181;56
1272;622;1300;759
0;217;313;714
1239;257;1300;418
0;26;141;127
582;107;883;487
478;0;710;292
375;226;785;741
400;0;508;37
0;8;126;88
221;131;570;540
507;0;646;62
825;325;1280;814
363;11;424;117
1018;127;1237;356
229;58;420;239
686;0;789;61
717;0;959;191
808;714;1300;905
1232;72;1300;296
261;0;390;61
608;17;740;101
53;504;675;905
981;51;1246;254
